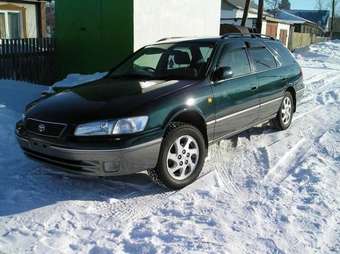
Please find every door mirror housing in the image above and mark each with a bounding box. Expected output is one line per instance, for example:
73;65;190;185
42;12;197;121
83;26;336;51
212;66;233;81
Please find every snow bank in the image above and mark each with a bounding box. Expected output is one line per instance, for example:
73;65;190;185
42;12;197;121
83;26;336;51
0;41;339;254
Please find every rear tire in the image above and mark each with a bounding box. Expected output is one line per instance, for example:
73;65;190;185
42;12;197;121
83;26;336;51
148;122;207;190
273;92;294;130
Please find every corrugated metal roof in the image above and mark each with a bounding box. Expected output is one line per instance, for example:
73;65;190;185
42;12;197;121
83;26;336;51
286;10;330;29
273;9;315;25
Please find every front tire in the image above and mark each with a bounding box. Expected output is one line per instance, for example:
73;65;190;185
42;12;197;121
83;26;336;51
273;92;294;130
148;122;207;190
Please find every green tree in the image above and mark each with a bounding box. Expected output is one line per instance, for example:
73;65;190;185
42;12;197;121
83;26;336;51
279;0;291;10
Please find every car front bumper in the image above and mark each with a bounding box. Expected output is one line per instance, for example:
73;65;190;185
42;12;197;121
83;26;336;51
16;134;162;177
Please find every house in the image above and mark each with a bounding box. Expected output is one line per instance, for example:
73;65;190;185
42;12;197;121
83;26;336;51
55;0;221;76
286;10;330;33
0;0;47;39
273;9;328;49
221;0;291;47
221;0;259;31
262;16;292;47
274;9;327;36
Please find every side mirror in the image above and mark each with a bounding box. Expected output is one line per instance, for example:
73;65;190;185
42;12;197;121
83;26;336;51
212;66;233;81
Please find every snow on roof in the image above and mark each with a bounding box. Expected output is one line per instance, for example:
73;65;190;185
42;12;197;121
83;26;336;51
286;10;330;29
274;9;317;25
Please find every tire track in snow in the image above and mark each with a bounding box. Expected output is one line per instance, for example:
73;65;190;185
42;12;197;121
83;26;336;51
263;138;309;185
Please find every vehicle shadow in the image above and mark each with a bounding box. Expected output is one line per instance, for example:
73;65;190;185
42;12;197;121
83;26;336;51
0;121;277;217
0;82;168;217
0;160;167;217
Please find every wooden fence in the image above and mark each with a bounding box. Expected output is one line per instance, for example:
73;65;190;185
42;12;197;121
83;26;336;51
289;33;328;51
0;38;58;85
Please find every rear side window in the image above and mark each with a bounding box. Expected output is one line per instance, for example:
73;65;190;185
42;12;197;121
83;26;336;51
218;48;251;77
266;42;296;66
248;48;277;72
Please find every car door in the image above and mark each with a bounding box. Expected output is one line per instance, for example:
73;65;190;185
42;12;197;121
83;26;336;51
211;40;260;140
247;43;285;121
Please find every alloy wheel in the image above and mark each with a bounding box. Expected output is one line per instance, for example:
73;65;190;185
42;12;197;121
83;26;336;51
281;96;292;125
166;135;200;181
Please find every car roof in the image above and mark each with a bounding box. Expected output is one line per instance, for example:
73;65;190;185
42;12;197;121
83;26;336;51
154;33;280;46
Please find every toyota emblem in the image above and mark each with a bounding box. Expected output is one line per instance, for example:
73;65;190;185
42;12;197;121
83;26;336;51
38;124;46;133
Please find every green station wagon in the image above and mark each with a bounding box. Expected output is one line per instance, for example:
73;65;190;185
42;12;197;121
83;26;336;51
16;33;304;189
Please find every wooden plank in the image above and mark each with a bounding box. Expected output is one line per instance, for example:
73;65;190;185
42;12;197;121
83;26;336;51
0;38;57;85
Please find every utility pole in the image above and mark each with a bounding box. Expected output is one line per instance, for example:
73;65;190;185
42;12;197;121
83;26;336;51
257;0;264;33
330;0;336;39
241;0;251;27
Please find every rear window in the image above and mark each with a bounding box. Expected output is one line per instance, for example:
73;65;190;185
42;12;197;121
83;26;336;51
248;48;277;72
266;42;296;66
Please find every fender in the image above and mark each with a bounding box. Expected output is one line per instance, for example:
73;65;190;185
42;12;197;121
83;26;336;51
163;105;207;130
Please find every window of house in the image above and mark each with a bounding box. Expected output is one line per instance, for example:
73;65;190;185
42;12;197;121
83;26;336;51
0;11;22;39
248;48;277;72
8;12;21;38
218;47;251;77
0;13;5;38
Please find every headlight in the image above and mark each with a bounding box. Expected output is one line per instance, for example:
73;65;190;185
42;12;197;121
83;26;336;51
112;116;148;134
74;116;148;136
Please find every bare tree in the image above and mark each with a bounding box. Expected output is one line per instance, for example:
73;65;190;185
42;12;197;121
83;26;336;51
315;0;325;10
331;0;338;38
315;0;339;10
265;0;279;10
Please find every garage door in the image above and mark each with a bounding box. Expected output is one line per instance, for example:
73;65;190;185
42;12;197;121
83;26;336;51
279;29;288;46
266;22;278;38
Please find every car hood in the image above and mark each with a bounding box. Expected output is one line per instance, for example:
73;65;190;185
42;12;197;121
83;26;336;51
26;78;196;124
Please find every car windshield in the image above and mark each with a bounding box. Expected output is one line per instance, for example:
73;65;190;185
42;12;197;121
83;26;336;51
110;42;215;80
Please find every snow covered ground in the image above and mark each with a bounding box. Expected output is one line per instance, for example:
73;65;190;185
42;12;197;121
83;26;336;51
0;41;339;254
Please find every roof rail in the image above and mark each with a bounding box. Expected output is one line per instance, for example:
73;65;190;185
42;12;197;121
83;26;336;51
251;33;276;40
157;37;185;42
221;33;276;40
221;33;252;39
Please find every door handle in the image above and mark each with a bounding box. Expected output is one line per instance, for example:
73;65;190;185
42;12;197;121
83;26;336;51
251;86;258;91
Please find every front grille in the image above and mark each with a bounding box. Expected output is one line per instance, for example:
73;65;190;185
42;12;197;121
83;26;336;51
26;118;67;137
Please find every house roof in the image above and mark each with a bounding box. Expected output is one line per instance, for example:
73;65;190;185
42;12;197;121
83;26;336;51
273;9;316;25
225;0;258;10
286;10;330;29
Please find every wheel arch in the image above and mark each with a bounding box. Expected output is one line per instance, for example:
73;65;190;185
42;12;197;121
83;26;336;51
163;108;208;149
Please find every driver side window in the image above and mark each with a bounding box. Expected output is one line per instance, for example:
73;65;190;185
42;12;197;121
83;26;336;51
218;47;251;78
